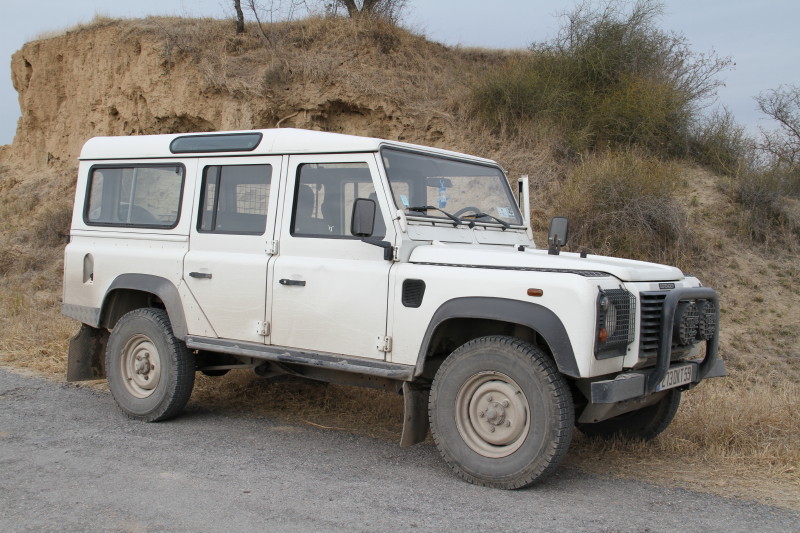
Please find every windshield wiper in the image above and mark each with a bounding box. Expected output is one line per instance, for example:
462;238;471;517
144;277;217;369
460;212;511;230
405;206;462;226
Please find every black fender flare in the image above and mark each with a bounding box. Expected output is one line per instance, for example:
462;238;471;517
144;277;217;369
103;274;188;340
414;297;580;378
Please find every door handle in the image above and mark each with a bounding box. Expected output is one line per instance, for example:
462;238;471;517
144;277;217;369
279;279;306;286
189;272;212;279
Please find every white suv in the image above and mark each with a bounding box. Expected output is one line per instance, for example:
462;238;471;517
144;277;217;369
62;128;725;488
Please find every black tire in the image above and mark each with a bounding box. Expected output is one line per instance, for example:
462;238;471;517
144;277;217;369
429;336;574;489
577;389;681;441
105;308;195;422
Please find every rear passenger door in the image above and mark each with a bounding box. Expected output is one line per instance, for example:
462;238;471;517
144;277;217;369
183;157;282;343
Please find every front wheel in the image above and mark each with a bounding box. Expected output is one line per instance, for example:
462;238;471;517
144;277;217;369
106;308;195;422
429;336;574;489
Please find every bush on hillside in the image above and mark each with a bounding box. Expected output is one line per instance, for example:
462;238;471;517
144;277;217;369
688;107;753;177
554;151;691;264
471;0;731;158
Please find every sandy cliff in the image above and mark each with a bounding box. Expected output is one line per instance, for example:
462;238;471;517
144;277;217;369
3;17;480;174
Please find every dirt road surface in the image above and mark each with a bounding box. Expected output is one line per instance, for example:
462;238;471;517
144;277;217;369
1;368;797;532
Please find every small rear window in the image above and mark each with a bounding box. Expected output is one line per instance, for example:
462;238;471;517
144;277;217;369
169;133;263;154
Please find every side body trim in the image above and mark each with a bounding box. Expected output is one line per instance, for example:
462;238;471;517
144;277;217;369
414;297;580;378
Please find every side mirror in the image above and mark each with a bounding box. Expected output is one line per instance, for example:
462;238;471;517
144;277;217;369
548;216;569;255
351;198;376;237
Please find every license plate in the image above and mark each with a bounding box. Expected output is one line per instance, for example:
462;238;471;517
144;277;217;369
656;364;694;392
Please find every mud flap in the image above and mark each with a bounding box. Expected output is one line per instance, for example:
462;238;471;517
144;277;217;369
400;382;430;447
66;324;109;381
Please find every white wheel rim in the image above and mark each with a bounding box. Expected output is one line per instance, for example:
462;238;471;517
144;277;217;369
120;334;161;399
455;371;530;458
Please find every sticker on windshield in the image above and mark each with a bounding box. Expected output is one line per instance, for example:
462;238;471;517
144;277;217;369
437;179;448;209
400;194;410;207
497;206;514;218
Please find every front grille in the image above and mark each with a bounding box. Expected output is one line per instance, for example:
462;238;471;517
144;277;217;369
639;292;667;358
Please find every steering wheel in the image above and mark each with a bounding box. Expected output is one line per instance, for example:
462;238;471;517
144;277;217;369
453;206;482;218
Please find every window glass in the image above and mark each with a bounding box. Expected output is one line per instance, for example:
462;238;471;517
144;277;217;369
170;133;262;154
85;166;184;227
198;164;272;234
292;163;385;238
381;148;522;226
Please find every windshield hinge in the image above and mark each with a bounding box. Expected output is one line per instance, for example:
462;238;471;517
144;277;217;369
257;321;270;336
266;240;279;255
377;335;393;353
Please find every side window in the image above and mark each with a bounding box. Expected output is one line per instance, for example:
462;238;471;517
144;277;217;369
292;163;384;238
85;165;184;228
197;164;272;235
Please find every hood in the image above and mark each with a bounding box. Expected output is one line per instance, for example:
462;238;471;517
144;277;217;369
408;244;684;282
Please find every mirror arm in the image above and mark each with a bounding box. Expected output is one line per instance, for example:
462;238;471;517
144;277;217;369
362;237;394;261
548;234;560;255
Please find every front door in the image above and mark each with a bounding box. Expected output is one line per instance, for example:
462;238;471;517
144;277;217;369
183;156;282;343
270;153;394;359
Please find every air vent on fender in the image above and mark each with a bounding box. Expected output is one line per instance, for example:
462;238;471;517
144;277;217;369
402;279;426;308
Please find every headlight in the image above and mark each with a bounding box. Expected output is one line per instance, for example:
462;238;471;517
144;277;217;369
595;288;636;358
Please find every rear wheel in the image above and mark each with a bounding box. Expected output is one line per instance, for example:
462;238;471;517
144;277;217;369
429;336;574;489
577;389;681;440
106;308;195;422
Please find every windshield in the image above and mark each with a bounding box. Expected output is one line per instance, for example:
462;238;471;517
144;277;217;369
381;148;522;226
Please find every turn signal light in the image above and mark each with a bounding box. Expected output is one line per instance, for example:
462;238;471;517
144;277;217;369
527;288;544;297
598;327;608;343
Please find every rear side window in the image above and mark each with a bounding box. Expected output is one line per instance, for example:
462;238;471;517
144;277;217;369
198;164;272;235
85;165;184;228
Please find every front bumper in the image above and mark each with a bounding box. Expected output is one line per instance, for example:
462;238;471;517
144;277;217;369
590;287;724;404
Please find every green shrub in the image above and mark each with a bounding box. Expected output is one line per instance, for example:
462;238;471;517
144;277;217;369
554;151;691;264
470;0;730;158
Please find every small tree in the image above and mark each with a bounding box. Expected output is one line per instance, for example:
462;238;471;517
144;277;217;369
756;85;800;169
325;0;406;21
234;0;245;33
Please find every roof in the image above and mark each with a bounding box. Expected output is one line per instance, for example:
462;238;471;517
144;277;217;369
78;128;497;165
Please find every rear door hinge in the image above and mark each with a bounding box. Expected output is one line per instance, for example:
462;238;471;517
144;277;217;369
257;321;270;336
266;240;279;255
377;335;392;353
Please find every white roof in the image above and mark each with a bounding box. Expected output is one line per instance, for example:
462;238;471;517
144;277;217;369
79;128;496;165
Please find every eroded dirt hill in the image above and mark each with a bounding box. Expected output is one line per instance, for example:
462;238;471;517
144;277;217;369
4;17;504;173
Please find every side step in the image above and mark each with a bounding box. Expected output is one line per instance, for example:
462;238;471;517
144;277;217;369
185;336;416;382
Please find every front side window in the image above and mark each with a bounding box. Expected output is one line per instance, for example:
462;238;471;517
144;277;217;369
198;164;272;234
292;163;385;238
381;148;522;226
85;165;184;228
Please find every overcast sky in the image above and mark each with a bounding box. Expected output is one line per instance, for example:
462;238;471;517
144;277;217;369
2;0;799;146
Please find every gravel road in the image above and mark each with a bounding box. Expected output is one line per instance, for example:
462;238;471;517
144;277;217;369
0;368;797;533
